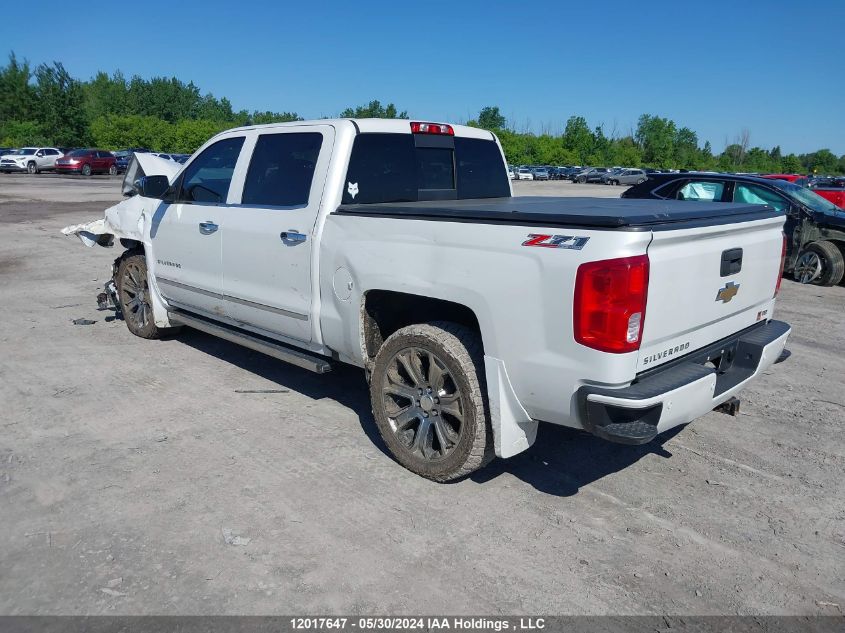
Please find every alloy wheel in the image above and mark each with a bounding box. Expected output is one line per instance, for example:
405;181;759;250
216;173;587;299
120;261;153;329
381;347;464;462
794;251;822;284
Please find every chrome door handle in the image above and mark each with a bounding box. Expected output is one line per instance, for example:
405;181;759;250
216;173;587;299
280;230;306;243
199;221;218;235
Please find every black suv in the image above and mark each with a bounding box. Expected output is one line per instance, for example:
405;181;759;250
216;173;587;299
623;173;845;286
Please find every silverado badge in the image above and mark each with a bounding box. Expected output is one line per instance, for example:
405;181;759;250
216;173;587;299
716;281;740;303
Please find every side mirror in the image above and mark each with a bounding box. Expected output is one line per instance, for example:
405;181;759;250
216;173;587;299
134;175;170;199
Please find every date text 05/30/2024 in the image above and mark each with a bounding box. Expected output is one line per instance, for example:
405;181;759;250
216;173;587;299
290;617;546;630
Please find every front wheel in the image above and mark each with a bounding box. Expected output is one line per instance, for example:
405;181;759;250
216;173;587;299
794;241;845;286
370;322;494;482
27;162;37;174
116;252;174;339
81;164;92;176
577;176;586;183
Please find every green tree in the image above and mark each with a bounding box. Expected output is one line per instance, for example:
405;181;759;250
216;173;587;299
339;100;407;119
562;116;594;163
33;61;88;145
476;106;506;131
801;149;838;174
635;114;676;168
0;52;36;122
673;126;699;169
781;154;803;173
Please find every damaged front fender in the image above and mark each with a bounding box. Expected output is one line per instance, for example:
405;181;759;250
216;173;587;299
61;152;181;248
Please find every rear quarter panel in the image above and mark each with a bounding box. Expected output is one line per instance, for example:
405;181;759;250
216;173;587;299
319;214;652;427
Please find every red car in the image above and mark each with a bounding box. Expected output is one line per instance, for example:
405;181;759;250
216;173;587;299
55;149;117;176
808;177;845;210
761;173;809;186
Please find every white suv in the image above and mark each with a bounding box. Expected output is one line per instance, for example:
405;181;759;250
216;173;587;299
0;147;64;174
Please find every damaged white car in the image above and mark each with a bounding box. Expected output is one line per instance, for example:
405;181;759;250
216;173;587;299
63;120;791;482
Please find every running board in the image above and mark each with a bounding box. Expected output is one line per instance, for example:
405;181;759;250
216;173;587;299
168;310;332;374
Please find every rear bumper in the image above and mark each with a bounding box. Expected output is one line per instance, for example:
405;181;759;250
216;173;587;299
576;320;791;444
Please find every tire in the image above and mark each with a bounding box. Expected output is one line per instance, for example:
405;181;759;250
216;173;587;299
636;178;646;184
116;252;169;339
369;321;495;482
578;176;586;183
794;241;845;286
109;164;117;176
27;161;37;175
81;163;92;176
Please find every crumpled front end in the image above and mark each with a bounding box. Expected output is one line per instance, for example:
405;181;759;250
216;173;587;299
61;152;180;248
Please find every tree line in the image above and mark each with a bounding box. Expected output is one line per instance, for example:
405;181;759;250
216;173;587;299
1;53;842;174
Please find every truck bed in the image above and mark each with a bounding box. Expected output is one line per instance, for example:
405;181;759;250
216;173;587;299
335;196;781;231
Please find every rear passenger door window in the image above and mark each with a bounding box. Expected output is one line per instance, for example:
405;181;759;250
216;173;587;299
242;132;323;207
676;180;726;202
177;137;245;204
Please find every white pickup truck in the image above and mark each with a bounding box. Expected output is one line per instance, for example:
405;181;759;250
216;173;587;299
64;119;792;481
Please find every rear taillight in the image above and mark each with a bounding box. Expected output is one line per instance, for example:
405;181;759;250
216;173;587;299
775;233;787;297
410;121;454;135
574;255;649;354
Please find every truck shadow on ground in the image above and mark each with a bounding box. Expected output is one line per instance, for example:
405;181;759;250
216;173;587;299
177;329;683;498
470;423;684;496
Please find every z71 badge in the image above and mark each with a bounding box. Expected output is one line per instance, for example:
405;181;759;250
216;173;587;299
522;234;590;250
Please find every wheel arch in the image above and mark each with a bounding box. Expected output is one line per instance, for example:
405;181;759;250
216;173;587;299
361;289;484;365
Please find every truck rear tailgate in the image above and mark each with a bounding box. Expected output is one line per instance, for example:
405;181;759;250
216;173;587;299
638;215;785;372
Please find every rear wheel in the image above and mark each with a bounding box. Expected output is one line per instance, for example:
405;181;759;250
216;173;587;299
370;322;494;482
794;241;844;286
109;164;117;176
81;163;92;176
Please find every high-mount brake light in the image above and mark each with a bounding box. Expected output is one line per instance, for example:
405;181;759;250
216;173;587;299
574;255;650;354
410;122;454;136
775;233;787;296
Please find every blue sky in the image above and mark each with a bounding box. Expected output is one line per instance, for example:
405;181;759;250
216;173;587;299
2;0;844;155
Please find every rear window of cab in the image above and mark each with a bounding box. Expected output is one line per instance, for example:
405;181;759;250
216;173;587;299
341;133;510;205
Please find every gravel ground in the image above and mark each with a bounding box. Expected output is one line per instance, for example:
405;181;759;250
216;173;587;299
0;175;843;615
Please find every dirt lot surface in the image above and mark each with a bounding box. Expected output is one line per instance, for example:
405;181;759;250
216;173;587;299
0;175;843;615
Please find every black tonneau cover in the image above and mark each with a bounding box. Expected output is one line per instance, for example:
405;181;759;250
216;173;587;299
335;196;782;231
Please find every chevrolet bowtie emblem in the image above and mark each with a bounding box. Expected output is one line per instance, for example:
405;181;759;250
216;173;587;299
716;281;740;303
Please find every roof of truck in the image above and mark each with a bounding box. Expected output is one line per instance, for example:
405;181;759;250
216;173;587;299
224;118;496;139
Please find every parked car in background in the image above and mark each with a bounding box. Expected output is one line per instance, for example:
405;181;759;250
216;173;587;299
113;148;152;174
623;172;845;286
517;167;534;180
55;149;117;176
507;165;516;180
807;177;845;209
604;168;647;186
575;167;608;183
532;167;550;181
762;174;809;187
172;154;191;164
0;147;64;174
150;152;179;162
